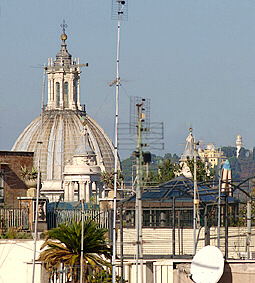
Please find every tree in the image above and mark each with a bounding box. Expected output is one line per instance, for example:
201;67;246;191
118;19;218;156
185;157;215;182
147;158;180;185
158;159;177;183
100;170;124;189
38;220;112;281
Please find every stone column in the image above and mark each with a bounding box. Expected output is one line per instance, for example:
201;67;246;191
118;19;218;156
70;75;75;110
74;182;79;201
64;181;70;202
77;74;82;110
79;181;85;201
86;181;91;203
47;76;51;105
70;182;75;202
51;76;54;108
51;78;54;102
59;76;64;109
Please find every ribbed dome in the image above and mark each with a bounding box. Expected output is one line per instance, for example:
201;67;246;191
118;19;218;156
74;127;95;156
12;25;118;196
12;110;115;181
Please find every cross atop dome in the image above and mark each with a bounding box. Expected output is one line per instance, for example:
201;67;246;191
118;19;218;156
60;19;68;34
60;20;68;43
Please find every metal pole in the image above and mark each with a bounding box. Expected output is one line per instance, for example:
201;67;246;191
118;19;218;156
112;4;122;282
193;138;198;255
32;65;47;283
120;205;124;283
225;194;228;259
80;200;85;283
138;119;144;283
247;199;251;259
172;197;175;258
205;205;208;246
135;106;140;283
217;148;222;248
178;210;181;255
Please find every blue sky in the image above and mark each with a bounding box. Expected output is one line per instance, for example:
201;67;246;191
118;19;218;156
1;0;255;159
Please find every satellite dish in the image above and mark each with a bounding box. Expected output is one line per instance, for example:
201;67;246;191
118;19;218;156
191;245;224;283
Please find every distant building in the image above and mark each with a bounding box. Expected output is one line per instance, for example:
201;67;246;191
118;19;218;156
236;135;243;158
178;128;195;178
198;143;226;169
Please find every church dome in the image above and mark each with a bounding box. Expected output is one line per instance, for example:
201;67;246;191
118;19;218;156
12;111;115;181
12;23;117;190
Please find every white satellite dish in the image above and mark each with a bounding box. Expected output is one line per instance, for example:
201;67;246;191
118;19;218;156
191;245;224;283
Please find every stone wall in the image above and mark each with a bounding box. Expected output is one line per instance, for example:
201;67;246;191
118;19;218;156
0;239;45;283
0;151;34;208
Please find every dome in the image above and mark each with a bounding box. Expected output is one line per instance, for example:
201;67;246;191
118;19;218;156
206;143;215;151
12;111;115;182
11;25;118;202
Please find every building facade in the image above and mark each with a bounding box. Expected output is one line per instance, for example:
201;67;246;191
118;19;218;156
0;151;34;208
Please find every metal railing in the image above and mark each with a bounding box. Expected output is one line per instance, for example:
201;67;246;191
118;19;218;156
0;208;29;230
48;264;123;283
47;262;173;283
47;209;110;230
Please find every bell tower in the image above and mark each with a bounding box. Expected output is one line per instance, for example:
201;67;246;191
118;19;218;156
46;20;88;111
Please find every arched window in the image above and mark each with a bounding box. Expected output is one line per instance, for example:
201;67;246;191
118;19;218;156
56;82;60;107
64;82;69;108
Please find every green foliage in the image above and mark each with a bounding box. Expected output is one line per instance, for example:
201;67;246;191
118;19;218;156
158;159;178;183
89;269;127;283
38;220;112;273
0;227;32;239
222;146;255;180
100;170;124;189
146;158;181;185
20;166;38;180
121;153;180;184
186;157;215;182
120;156;136;183
88;196;99;211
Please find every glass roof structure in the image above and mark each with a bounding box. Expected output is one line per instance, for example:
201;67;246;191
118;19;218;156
126;175;238;205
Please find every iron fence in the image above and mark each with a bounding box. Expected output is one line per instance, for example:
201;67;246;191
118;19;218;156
47;209;110;230
48;264;123;283
0;208;29;230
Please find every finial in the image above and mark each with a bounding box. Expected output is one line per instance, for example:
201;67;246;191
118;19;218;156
60;20;68;43
187;122;193;133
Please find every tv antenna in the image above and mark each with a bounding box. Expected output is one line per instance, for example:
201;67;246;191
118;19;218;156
119;96;164;151
32;64;47;283
111;1;128;283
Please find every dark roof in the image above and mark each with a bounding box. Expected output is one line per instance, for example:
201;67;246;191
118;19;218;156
47;201;99;211
125;175;238;204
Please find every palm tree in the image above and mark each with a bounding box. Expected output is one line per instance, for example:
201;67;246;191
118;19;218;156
100;170;124;190
38;220;112;281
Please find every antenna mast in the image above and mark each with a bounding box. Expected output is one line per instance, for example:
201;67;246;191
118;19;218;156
32;65;47;283
111;1;128;282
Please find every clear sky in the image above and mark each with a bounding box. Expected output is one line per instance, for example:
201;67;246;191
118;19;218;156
1;0;255;159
